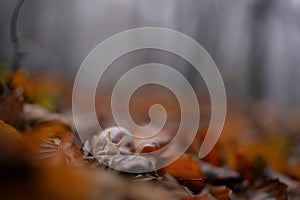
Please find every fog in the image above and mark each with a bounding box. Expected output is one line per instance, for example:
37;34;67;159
0;0;300;107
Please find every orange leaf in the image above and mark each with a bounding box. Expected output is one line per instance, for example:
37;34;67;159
188;126;222;166
0;120;21;138
181;194;215;200
234;150;255;181
160;154;203;180
22;120;83;165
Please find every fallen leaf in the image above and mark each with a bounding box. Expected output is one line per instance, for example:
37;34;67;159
160;154;203;180
22;120;83;165
247;179;288;200
11;69;71;111
0;84;23;128
181;193;215;200
159;173;192;199
0;119;21;138
209;185;232;200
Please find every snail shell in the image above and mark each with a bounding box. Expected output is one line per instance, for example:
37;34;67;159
90;126;154;173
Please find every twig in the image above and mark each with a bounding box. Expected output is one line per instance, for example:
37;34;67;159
10;0;27;71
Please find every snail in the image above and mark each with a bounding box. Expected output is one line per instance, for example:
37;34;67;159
89;126;134;156
96;130;129;156
90;126;154;173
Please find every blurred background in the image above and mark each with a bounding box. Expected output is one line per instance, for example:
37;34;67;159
0;0;300;107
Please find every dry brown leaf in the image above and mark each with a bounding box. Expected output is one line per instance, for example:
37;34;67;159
0;119;21;138
23;120;71;146
248;179;288;200
0;121;36;200
234;150;255;181
181;193;216;200
160;154;203;180
22;120;84;165
188;126;222;167
209;186;232;200
39;137;84;166
200;161;242;190
11;69;71;111
0;85;23;128
157;154;205;195
233;150;267;183
158;173;192;199
179;179;205;194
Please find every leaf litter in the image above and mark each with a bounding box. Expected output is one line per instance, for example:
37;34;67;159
0;68;299;200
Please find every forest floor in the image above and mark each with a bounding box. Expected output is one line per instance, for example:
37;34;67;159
0;68;300;200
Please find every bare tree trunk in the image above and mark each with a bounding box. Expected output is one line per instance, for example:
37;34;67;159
10;0;27;71
248;0;272;100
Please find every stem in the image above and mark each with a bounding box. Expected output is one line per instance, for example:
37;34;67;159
10;0;27;71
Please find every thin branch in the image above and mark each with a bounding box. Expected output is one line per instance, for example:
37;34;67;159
10;0;27;71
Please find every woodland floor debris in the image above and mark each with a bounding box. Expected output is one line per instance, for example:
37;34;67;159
0;69;299;199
